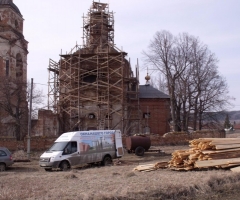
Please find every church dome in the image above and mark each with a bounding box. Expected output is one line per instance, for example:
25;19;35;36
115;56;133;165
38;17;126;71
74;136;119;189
0;0;21;15
145;73;150;81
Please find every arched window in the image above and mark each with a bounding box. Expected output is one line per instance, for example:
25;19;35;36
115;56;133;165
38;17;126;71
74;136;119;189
15;20;19;29
88;113;96;119
6;59;9;76
16;53;23;78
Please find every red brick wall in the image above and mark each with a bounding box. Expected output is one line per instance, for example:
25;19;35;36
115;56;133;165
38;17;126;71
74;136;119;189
0;137;57;151
31;110;59;136
139;98;170;136
150;131;226;146
0;130;225;152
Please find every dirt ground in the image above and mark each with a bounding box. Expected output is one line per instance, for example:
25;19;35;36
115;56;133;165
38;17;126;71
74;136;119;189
1;136;240;199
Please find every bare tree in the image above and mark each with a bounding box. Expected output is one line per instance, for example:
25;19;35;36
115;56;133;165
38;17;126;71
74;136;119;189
143;30;232;132
27;81;45;119
0;77;27;140
143;31;191;131
0;77;45;140
150;73;168;94
188;38;231;130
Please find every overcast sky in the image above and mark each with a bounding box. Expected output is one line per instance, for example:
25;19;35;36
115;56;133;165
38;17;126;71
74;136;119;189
14;0;240;111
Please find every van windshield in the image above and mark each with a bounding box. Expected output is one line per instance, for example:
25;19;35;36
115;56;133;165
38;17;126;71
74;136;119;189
47;142;68;152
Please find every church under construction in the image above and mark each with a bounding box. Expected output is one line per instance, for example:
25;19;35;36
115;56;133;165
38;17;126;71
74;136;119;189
37;1;170;136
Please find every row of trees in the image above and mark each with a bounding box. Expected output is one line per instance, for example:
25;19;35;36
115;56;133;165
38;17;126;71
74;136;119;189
143;30;233;132
0;77;44;140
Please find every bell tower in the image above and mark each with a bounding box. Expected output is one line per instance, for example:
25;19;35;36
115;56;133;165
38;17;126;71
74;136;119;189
0;0;28;81
0;1;28;139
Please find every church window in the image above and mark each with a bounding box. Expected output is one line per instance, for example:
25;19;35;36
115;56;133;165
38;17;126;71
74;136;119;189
6;60;9;76
15;20;19;29
143;112;150;118
16;53;23;78
88;113;95;119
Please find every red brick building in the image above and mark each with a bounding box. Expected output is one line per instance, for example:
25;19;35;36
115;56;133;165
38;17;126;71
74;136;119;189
138;84;170;136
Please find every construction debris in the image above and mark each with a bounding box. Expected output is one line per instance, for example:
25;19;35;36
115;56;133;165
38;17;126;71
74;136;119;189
133;138;240;172
169;138;240;170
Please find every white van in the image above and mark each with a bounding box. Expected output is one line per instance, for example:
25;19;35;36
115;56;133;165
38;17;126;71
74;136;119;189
39;130;124;171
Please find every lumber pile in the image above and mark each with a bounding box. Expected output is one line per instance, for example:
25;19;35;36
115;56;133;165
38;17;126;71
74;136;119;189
133;162;168;172
169;138;240;170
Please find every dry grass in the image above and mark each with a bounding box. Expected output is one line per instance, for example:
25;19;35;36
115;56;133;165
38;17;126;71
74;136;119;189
1;163;240;200
1;135;240;199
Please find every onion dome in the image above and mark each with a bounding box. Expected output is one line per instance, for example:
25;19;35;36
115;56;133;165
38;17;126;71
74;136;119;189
145;73;150;85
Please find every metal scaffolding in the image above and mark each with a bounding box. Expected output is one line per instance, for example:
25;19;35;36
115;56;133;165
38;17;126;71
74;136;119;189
48;2;140;134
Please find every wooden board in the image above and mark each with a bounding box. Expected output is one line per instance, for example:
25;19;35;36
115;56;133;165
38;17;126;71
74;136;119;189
215;144;240;150
230;166;240;172
210;140;240;145
133;164;155;171
154;162;168;169
169;138;240;170
195;158;240;168
141;169;156;172
196;138;240;141
220;163;240;168
202;148;240;154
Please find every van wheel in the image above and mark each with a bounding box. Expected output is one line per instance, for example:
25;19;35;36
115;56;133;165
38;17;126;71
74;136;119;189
135;146;145;156
102;156;112;166
0;163;6;171
60;161;70;171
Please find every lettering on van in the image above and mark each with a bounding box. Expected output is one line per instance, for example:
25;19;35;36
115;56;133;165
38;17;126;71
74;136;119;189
79;131;115;136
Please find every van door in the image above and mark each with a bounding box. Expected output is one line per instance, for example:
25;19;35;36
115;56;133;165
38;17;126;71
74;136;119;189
114;130;124;157
62;141;79;166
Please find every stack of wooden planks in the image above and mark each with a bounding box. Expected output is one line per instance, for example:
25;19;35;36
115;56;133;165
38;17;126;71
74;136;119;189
169;138;240;170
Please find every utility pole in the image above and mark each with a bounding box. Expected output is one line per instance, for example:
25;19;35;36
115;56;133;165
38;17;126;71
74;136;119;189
27;78;33;160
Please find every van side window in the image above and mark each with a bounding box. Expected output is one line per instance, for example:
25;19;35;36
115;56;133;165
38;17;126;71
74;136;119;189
63;142;77;155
